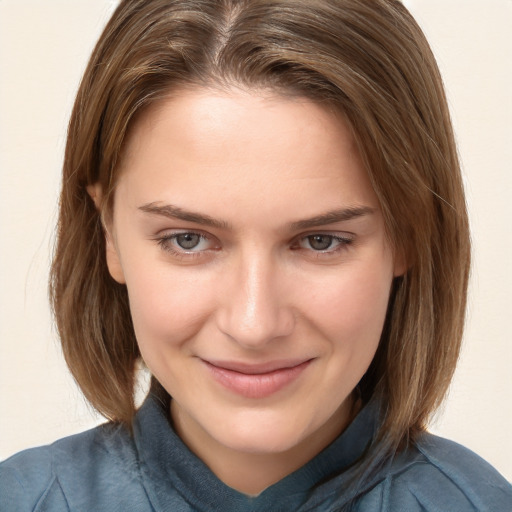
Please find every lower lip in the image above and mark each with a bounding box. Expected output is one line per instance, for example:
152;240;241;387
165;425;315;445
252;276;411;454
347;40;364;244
203;360;311;399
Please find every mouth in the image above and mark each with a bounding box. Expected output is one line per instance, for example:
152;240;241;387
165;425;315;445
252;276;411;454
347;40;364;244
201;358;313;399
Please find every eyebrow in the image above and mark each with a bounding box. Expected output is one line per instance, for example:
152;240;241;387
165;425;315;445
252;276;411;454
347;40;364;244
288;206;376;230
138;202;231;229
138;202;375;231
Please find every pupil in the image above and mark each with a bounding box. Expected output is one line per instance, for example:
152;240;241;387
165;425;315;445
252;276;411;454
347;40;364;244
177;233;200;249
309;235;332;250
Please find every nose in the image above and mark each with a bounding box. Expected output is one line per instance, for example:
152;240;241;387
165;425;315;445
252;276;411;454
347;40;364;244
216;252;295;349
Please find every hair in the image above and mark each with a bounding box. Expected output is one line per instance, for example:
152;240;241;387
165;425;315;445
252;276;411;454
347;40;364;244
50;0;470;452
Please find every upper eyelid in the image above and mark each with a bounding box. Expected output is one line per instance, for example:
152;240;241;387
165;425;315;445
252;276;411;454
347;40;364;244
152;222;354;236
154;230;355;246
295;231;355;242
154;229;217;246
155;227;211;236
158;231;213;244
296;234;353;246
297;228;355;236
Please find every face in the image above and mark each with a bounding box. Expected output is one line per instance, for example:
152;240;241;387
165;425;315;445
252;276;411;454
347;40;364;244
104;88;402;461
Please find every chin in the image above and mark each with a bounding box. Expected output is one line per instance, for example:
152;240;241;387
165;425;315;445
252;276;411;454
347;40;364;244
218;429;305;455
207;409;315;455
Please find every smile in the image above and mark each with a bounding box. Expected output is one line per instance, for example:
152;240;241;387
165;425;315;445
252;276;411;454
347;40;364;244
201;359;313;399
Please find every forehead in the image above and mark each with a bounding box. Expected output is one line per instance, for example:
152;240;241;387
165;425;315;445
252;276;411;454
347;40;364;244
115;87;379;223
122;86;352;161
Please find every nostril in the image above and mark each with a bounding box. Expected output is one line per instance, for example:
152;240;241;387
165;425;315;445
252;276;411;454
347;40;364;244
216;299;295;348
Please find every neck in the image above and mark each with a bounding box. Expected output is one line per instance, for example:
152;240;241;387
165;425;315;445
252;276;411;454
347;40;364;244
171;396;360;495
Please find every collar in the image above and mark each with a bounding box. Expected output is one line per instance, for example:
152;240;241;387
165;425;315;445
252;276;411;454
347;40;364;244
133;393;381;512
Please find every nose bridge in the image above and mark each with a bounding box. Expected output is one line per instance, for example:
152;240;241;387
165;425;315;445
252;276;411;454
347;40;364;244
218;248;294;347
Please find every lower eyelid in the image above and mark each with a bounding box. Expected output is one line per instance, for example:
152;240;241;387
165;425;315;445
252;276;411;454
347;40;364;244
155;231;219;255
157;240;206;258
309;240;353;258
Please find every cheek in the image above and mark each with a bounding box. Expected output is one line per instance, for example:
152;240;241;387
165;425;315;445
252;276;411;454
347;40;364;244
122;262;215;350
301;259;393;348
303;261;394;397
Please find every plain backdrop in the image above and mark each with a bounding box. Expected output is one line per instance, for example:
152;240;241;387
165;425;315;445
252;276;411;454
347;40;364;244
1;0;511;481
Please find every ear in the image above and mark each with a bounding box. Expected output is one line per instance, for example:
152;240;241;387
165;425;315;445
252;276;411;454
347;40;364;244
86;183;102;209
86;183;126;284
393;247;408;277
105;232;126;284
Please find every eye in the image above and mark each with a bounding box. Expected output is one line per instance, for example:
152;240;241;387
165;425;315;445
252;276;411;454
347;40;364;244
305;235;337;251
156;231;215;255
294;233;353;253
175;233;202;250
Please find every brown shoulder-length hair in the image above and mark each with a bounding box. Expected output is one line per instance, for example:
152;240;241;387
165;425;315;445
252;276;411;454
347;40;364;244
50;0;470;448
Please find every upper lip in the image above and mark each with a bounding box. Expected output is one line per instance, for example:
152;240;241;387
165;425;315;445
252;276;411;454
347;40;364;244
202;358;313;375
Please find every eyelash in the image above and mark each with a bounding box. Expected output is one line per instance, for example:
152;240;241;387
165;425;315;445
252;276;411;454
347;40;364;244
154;231;354;260
293;234;354;257
156;232;215;259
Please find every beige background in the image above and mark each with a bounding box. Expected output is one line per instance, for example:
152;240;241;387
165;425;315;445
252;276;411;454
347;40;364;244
1;0;511;481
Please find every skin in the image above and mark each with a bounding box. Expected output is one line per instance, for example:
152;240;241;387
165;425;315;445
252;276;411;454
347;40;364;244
92;87;403;495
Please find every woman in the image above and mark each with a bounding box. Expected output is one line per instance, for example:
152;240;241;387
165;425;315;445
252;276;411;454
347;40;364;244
1;0;511;510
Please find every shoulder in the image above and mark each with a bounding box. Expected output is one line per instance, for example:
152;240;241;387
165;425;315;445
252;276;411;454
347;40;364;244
368;433;512;512
0;422;142;512
0;443;58;511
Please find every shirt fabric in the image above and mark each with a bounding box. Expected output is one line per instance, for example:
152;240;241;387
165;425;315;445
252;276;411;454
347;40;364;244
1;394;511;511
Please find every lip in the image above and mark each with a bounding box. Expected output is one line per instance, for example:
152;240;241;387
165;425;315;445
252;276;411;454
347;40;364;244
201;358;313;399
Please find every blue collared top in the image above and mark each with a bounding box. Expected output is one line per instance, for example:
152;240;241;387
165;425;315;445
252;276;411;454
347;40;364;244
1;394;511;511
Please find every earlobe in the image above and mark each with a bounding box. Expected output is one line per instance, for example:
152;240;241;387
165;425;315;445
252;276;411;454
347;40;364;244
86;183;102;209
393;260;407;277
393;248;408;277
87;183;126;284
105;234;126;284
